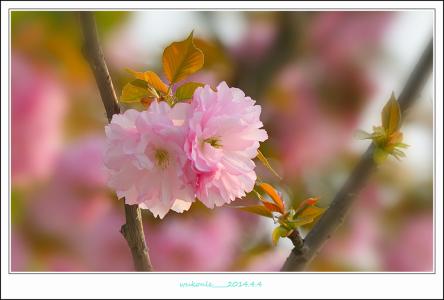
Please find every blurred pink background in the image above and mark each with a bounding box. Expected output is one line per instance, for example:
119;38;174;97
11;11;433;272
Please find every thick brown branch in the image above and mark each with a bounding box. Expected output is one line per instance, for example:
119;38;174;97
79;11;153;271
120;204;152;271
281;38;433;271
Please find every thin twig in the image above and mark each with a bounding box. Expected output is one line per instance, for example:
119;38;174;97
79;11;153;271
281;38;433;271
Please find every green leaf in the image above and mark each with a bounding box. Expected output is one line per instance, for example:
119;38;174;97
257;150;282;179
162;31;204;84
381;92;401;135
373;147;389;164
175;82;204;101
355;130;373;140
370;126;388;146
392;149;406;161
395;142;409;149
236;205;273;218
290;206;326;227
120;79;153;103
392;149;406;157
272;226;290;246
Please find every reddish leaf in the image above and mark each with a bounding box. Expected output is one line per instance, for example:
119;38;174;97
294;197;320;215
262;201;282;214
259;183;285;213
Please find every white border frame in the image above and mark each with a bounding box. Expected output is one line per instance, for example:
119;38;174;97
1;1;442;299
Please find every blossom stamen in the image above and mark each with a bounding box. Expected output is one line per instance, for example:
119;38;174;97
203;136;222;148
154;148;170;169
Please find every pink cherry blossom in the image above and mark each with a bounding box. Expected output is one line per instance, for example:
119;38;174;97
309;12;392;68
104;101;195;218
185;82;268;208
11;55;67;185
230;19;278;64
11;230;30;271
147;211;241;271
245;249;288;272
27;136;133;271
383;214;433;272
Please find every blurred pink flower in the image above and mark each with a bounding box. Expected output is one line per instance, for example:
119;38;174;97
28;136;133;271
30;137;111;236
55;136;108;187
105;103;195;218
383;214;433;272
310;12;392;68
11;230;30;271
186;82;268;208
147;211;241;271
313;184;384;270
230;20;277;63
44;255;88;272
11;55;67;185
268;66;353;178
263;12;392;180
79;209;133;271
245;249;288;272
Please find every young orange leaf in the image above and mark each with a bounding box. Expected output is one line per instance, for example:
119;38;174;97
175;82;204;101
162;31;204;84
236;205;273;218
295;196;318;211
126;68;169;95
258;183;285;213
381;92;401;135
304;197;319;206
388;131;403;145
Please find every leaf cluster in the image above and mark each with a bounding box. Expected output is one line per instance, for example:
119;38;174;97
356;93;408;164
120;32;205;108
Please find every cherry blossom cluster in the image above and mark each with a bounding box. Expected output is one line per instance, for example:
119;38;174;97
104;82;267;218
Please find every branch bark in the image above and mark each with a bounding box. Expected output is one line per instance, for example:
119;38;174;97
79;11;153;271
281;38;433;271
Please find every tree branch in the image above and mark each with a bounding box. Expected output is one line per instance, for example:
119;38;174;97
79;11;153;271
281;38;433;271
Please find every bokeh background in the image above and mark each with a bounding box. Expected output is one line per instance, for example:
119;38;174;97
10;11;434;272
